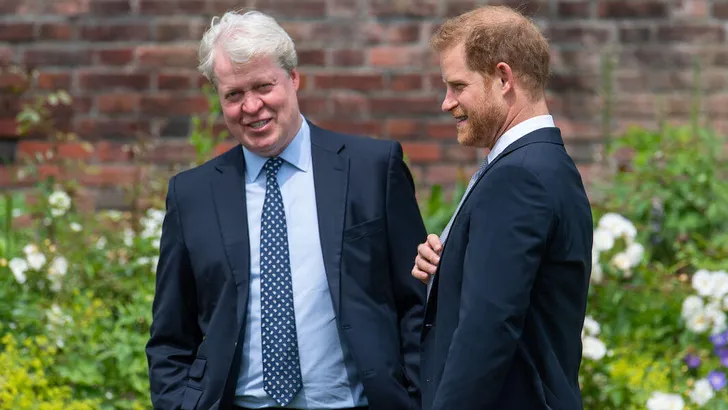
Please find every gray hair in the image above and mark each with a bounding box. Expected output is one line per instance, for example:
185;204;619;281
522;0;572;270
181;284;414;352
197;10;298;84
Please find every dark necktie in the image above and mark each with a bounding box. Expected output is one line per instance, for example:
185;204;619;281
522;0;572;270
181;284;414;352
260;157;303;406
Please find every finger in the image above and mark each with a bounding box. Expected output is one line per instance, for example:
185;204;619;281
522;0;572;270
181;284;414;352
427;233;443;254
418;243;440;264
411;266;430;283
415;254;438;275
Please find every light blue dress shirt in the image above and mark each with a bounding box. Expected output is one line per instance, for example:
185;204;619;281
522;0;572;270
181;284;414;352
235;116;367;409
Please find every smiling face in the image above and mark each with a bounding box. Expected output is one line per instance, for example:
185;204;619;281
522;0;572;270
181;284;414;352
214;50;302;157
439;43;508;149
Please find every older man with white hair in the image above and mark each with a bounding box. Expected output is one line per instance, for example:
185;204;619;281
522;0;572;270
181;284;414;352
145;9;427;410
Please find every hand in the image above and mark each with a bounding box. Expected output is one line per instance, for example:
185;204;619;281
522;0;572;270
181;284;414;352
411;234;443;284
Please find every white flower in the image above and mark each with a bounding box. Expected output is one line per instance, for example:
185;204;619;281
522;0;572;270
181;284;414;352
582;336;607;360
689;379;714;406
583;316;600;337
23;244;38;256
124;228;134;247
598;213;637;242
8;258;28;284
705;301;727;333
682;295;704;320
646;392;685;410
590;263;603;284
711;270;728;300
723;294;728;311
625;242;644;266
692;270;714;298
611;252;633;275
141;209;165;240
48;256;68;277
593;228;615;252
48;190;71;217
70;222;83;232
687;311;711;334
96;237;107;250
26;250;46;271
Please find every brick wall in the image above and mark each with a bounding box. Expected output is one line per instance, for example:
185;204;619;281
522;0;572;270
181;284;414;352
1;0;727;208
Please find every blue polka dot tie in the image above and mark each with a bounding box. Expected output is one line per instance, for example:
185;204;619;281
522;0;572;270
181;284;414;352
260;157;302;406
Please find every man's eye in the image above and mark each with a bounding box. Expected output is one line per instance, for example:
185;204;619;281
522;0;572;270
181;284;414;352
257;84;273;91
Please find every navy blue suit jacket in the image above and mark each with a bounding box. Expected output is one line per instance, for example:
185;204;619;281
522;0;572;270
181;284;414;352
421;128;593;410
146;122;427;410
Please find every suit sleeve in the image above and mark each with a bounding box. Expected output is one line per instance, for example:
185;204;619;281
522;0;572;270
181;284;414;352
146;175;202;410
385;141;428;397
430;165;554;410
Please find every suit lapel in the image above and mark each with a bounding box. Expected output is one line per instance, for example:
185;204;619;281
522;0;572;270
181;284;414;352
310;122;349;316
211;146;251;324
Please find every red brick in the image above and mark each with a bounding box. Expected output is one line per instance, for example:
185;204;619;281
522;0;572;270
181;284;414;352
370;46;425;68
299;96;329;115
158;73;192;90
18;141;94;161
390;74;422;91
427;122;456;140
36;72;72;90
388;24;421;43
557;1;592;18
137;45;197;68
259;1;326;18
402;142;441;162
0;46;12;64
445;1;478;18
0;119;19;137
149;140;197;163
330;92;370;118
38;23;73;40
0;22;34;42
443;145;477;162
140;0;205;14
75;118;149;140
309;120;383;137
657;24;724;43
141;94;209;116
598;1;668;18
370;96;440;116
96;141;133;162
424;165;461;185
298;49;325;66
78;72;149;91
0;0;21;14
714;2;728;18
81;23;150;41
370;0;437;17
24;49;93;67
385;119;422;139
313;74;383;91
214;141;237;156
97;93;141;114
89;0;132;15
97;49;135;65
156;22;195;42
330;49;365;67
79;165;140;186
546;26;613;45
619;26;652;43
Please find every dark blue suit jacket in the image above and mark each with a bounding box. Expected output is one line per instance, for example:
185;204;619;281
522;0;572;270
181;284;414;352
146;122;427;410
421;128;593;410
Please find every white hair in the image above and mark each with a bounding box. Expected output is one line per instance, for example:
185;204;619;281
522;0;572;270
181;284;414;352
197;10;298;84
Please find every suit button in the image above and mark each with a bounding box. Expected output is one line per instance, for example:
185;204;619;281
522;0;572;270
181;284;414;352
342;324;351;331
426;378;432;383
425;323;433;328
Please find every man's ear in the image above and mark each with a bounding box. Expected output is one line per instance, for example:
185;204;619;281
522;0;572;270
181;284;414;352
495;62;515;94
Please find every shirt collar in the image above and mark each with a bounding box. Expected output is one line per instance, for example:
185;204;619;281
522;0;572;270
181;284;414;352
487;115;555;163
242;114;311;182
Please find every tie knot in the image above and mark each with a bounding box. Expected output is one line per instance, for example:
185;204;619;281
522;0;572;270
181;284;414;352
264;157;284;178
